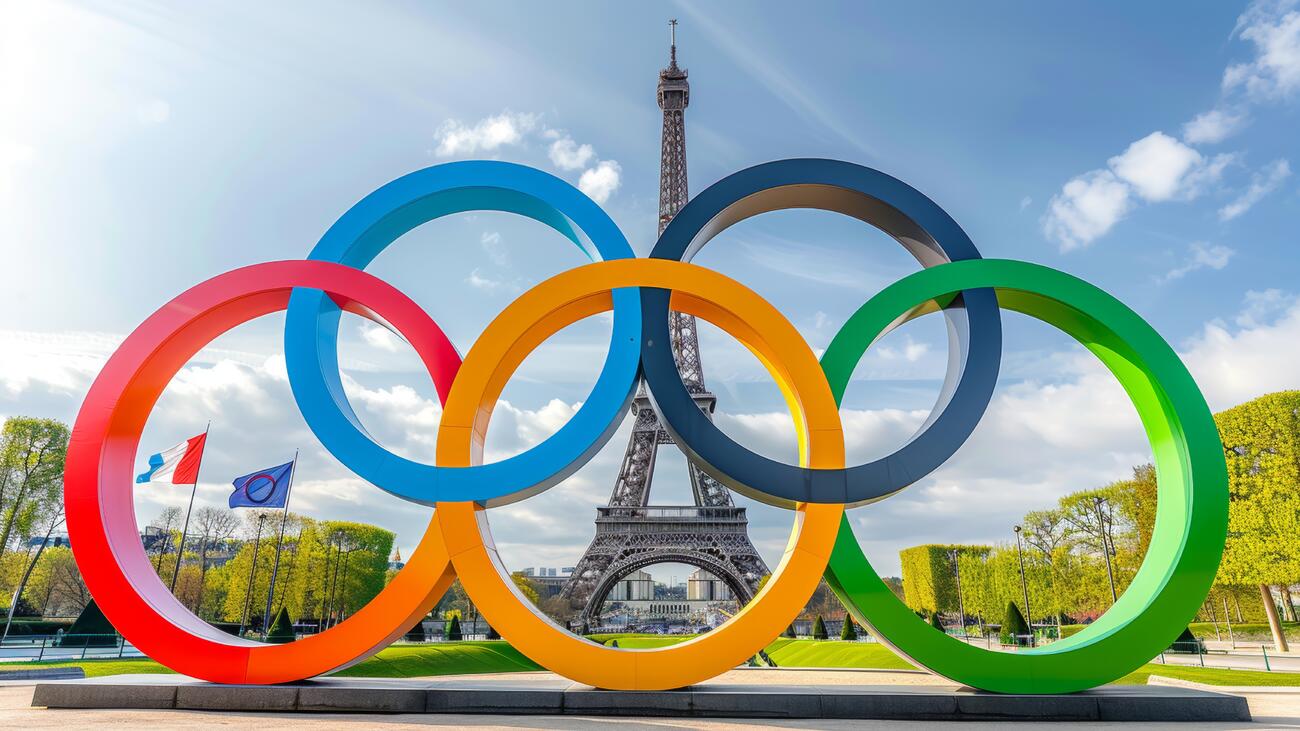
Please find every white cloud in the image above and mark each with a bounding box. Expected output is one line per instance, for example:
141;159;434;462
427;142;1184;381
1182;107;1248;144
1218;158;1291;220
1181;288;1300;408
577;159;622;204
1043;134;1231;251
479;231;508;266
359;322;403;353
466;267;510;293
1042;170;1133;252
1236;288;1292;327
434;111;539;157
1019;196;1033;211
1044;2;1300;252
431;112;622;203
1225;3;1300;100
1107;132;1205;202
875;336;931;363
1159;241;1236;283
547;137;595;171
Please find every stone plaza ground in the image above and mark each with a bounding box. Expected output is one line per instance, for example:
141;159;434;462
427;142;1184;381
4;668;1297;728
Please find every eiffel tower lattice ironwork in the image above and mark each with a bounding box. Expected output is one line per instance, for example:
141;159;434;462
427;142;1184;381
561;21;769;625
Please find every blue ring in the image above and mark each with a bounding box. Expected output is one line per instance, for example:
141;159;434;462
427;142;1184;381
643;158;1002;507
284;161;641;506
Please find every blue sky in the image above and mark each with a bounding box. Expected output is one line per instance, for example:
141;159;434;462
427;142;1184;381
3;1;1299;580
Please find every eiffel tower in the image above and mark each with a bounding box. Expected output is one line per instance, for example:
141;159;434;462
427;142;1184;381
561;21;768;626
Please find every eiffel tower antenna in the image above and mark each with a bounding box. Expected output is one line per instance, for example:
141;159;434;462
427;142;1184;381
561;22;768;629
669;18;678;65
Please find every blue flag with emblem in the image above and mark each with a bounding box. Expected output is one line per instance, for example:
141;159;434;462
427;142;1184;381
229;461;295;509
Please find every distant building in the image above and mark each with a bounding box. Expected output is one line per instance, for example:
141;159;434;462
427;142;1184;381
524;566;574;600
388;547;405;571
687;569;732;601
26;535;70;550
607;570;653;601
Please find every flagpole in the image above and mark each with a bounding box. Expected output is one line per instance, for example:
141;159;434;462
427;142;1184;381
262;450;298;637
169;421;210;594
238;514;266;638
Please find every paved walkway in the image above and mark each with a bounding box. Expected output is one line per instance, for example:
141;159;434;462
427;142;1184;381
3;669;1299;729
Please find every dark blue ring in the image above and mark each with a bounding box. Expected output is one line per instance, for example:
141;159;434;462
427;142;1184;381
643;158;1002;507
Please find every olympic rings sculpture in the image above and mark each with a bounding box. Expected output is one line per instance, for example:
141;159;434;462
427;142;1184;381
64;159;1228;694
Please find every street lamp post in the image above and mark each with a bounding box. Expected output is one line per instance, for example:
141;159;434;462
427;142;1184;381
1013;525;1032;642
1093;495;1119;603
948;548;967;638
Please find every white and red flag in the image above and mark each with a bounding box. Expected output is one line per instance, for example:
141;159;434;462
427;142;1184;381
135;433;207;485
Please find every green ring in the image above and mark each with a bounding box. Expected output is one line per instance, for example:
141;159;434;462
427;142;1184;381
821;259;1228;694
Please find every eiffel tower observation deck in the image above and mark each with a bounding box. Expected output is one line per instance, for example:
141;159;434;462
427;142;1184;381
561;21;769;627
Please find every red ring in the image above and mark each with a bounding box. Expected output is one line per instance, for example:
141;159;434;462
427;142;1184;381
64;260;461;683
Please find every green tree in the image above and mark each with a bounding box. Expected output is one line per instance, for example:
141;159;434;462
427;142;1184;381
899;544;990;615
1109;464;1158;559
811;614;828;640
511;572;540;605
191;505;240;611
219;514;394;628
1214;391;1300;651
840;613;858;641
26;546;88;617
0;418;69;567
445;614;462;641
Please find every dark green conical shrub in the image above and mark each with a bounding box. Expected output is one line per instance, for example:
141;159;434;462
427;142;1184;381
929;611;945;633
445;614;462;641
840;614;858;641
486;624;500;640
59;599;117;647
266;607;296;644
1000;601;1029;644
1168;626;1201;654
812;614;828;640
406;616;426;642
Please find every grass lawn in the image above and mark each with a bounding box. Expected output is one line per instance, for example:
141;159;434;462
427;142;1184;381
1116;663;1300;686
7;638;1300;688
0;658;173;678
335;641;539;677
762;639;916;670
0;641;539;679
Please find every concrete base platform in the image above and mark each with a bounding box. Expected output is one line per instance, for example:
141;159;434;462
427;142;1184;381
31;671;1251;722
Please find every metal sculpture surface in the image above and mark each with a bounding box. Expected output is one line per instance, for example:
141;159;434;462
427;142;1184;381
64;156;1228;693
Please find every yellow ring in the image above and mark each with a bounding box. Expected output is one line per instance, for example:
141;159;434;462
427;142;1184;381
434;259;844;690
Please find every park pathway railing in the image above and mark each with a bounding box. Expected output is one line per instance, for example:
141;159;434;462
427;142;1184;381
0;634;143;663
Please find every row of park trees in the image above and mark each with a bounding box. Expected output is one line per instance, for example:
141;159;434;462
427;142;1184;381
0;413;400;636
138;508;395;632
900;391;1300;649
